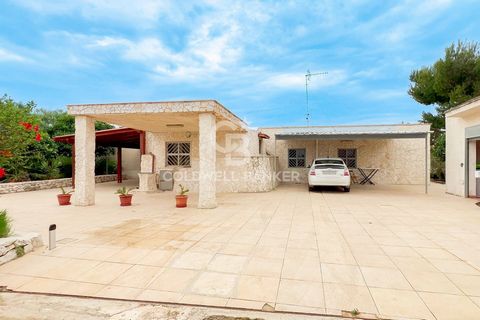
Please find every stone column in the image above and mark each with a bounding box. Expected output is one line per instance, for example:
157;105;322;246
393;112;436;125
74;116;95;206
198;113;217;208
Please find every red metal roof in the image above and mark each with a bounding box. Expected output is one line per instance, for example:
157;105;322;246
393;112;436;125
53;127;142;149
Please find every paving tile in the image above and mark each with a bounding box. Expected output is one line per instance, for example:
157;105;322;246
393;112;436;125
429;259;480;275
169;251;214;270
252;246;285;259
381;245;420;257
415;247;458;260
402;270;462;294
370;288;434;320
234;275;279;302
189;272;237;297
94;285;142;299
218;243;254;256
242;257;283;277
76;262;133;284
110;265;162;288
281;256;322;282
391;256;439;273
276;279;325;308
321;263;365;286
207;254;248;273
361;266;412;290
0;274;33;290
447;274;480;296
148;268;198;292
323;283;378;314
57;281;104;296
353;254;396;268
181;294;229;307
105;248;152;264
136;249;175;267
136;289;183;302
420;292;480;320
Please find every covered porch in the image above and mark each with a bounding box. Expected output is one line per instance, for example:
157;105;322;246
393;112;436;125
67;100;247;209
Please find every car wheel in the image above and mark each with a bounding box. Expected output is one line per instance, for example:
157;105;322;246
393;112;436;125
308;185;314;192
344;186;350;192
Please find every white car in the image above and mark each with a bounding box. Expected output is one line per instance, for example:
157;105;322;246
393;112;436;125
308;158;351;192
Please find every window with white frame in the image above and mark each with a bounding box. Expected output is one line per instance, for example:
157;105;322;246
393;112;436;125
166;142;191;166
338;148;357;168
288;148;306;168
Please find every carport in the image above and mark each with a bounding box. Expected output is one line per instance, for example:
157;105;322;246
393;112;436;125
272;124;431;193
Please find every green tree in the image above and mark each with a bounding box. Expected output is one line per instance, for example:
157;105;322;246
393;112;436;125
409;41;480;178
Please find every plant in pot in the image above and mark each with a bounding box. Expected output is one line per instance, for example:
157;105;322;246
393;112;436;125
175;184;189;208
57;187;74;206
115;186;136;206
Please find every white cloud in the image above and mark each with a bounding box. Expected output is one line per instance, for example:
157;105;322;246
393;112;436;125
262;70;347;90
0;48;26;62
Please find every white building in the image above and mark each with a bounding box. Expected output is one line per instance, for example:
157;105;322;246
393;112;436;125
446;96;480;197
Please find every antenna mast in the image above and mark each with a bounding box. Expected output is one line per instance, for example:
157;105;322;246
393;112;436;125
305;70;327;126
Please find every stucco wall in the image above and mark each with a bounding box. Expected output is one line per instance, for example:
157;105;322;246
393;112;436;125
145;128;273;193
446;111;480;197
261;128;429;185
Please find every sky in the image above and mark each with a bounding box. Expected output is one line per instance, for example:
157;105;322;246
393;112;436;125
0;0;479;128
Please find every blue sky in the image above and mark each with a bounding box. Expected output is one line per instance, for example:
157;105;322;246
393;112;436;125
0;0;479;127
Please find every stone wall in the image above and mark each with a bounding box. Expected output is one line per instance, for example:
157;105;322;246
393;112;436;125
145;129;275;193
0;233;42;265
0;175;118;194
261;127;429;185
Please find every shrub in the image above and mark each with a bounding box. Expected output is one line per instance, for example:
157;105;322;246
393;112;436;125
0;209;12;238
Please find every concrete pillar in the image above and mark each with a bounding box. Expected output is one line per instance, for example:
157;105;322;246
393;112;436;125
198;113;217;209
74;116;95;206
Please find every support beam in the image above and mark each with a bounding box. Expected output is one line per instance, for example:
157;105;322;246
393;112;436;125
117;147;122;183
198;113;217;209
140;131;146;155
74;116;95;206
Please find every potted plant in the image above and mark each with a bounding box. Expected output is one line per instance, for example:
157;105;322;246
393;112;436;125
115;186;136;206
175;184;189;208
57;187;74;206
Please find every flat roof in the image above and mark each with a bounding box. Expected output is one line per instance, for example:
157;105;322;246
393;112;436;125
272;123;431;140
445;96;480;117
54;127;141;148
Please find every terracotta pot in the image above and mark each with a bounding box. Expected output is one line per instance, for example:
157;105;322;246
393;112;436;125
175;195;188;208
57;194;72;206
119;194;133;206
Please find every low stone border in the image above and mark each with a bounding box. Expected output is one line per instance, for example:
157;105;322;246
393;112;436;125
0;233;43;265
0;175;118;194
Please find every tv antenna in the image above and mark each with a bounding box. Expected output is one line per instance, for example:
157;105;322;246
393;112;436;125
305;70;328;126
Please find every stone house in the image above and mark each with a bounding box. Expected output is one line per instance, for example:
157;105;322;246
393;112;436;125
65;100;430;208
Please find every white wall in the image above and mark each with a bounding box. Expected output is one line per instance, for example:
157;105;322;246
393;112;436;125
446;109;480;197
121;148;141;180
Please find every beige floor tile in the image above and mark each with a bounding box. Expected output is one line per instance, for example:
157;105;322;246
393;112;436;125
207;254;248;273
353;254;396;268
370;288;434;320
136;289;183;302
257;236;288;248
287;237;318;250
42;258;100;281
76;262;133;284
136;249;175;267
94;285;142;299
46;245;90;258
169;251;214;270
79;246;123;260
242;257;283;277
471;296;480;309
148;268;198;292
235;275;279;302
319;248;357;265
110;265;162;288
447;274;480;296
105;248;151;264
0;255;68;277
17;278;70;294
0;274;33;290
321;264;365;286
323;283;378;314
57;281;104;296
415;247;457;260
252;246;285;259
391;256;439;273
281;257;322;282
284;248;318;260
189;241;224;253
275;303;326;314
181;294;228;307
189;271;237;297
403;270;461;294
381;245;420;257
276;279;325;308
429;259;480;275
420;292;480;320
227;298;271;310
361;266;412;290
218;243;253;256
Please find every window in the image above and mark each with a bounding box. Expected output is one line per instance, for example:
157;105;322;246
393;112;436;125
166;142;191;166
288;148;306;167
338;148;357;168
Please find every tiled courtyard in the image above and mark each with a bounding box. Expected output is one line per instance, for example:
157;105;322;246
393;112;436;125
1;182;480;319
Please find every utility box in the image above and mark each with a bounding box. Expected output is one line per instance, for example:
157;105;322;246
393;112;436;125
158;170;174;191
